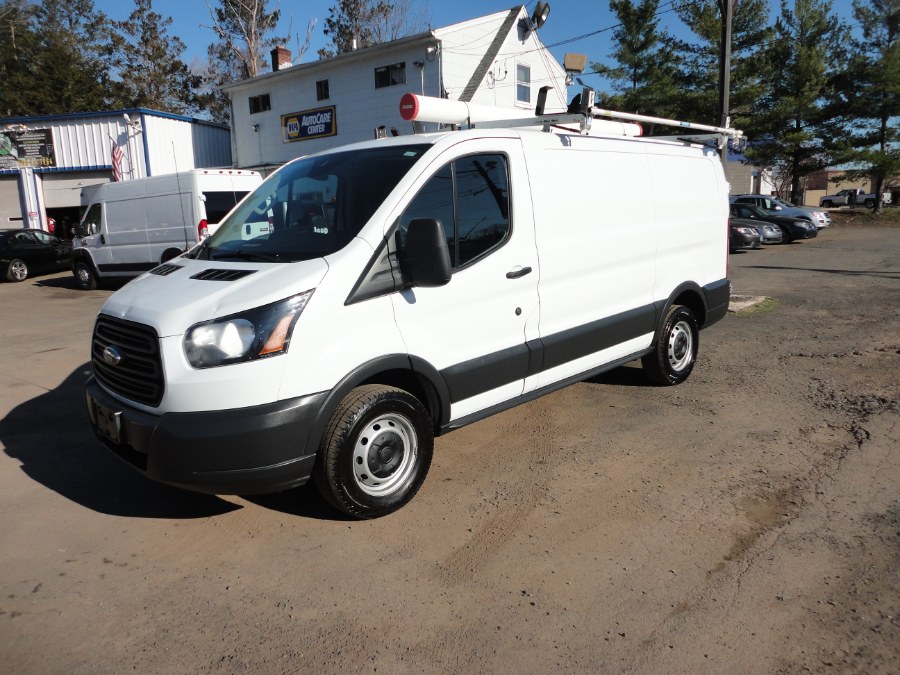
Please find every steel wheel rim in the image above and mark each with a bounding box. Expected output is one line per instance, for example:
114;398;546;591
76;264;90;284
10;261;26;281
667;320;693;372
352;413;418;496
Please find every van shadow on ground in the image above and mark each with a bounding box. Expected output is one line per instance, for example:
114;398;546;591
0;364;241;518
0;365;358;521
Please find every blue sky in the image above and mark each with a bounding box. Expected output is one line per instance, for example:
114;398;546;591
91;0;858;80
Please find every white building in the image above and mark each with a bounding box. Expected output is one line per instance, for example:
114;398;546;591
0;109;231;234
222;5;569;172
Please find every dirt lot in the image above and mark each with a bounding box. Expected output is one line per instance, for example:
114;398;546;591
1;221;897;673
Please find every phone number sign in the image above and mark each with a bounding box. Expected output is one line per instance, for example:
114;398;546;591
0;128;57;170
281;106;337;143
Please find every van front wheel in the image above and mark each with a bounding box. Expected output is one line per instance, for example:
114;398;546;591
314;385;433;519
642;305;699;386
73;260;98;290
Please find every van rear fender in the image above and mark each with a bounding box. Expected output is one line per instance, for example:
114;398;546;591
307;355;451;452
652;283;707;342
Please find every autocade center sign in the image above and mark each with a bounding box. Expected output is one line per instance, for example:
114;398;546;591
282;106;337;143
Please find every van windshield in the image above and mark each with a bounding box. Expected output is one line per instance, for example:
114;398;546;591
189;144;430;263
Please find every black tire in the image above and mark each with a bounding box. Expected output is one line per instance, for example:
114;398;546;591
160;248;182;263
821;200;832;208
5;258;28;282
73;259;98;290
781;229;793;244
864;198;874;208
313;385;433;519
642;305;699;386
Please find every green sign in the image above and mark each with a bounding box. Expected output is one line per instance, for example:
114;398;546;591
0;128;56;170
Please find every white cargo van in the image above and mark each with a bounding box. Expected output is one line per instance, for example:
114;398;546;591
84;93;736;518
72;169;262;289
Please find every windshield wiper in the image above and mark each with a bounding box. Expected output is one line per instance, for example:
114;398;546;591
209;249;283;262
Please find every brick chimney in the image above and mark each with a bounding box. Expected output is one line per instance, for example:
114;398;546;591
271;46;292;72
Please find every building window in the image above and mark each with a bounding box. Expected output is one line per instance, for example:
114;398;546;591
374;62;406;89
316;79;330;101
516;63;531;104
249;94;271;114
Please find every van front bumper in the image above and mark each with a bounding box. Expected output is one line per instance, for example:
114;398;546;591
85;377;325;495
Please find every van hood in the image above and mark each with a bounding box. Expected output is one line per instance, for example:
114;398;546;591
99;258;329;337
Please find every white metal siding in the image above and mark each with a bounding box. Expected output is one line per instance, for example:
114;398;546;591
41;172;109;208
0;176;22;222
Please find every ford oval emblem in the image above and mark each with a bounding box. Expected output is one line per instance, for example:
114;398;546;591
102;346;123;366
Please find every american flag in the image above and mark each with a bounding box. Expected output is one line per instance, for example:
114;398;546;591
111;141;124;182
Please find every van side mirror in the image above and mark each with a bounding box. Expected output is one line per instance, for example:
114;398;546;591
399;218;452;288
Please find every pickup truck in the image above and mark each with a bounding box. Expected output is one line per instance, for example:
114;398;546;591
819;188;892;208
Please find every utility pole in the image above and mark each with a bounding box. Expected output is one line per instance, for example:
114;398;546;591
717;0;734;161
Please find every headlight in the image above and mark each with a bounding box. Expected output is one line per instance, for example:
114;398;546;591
184;290;314;368
736;227;755;234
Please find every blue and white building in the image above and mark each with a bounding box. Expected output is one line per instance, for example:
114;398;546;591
0;109;231;234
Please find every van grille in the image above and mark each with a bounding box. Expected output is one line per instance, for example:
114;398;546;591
190;268;257;281
92;316;164;407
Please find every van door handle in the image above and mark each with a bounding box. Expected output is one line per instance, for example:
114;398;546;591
100;235;106;245
506;266;532;279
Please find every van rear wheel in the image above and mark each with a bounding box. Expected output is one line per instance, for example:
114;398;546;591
642;305;699;386
314;385;433;519
73;259;98;290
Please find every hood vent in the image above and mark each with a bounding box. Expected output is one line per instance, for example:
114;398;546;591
191;268;257;281
150;263;183;276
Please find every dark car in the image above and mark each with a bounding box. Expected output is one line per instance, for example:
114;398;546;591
728;203;817;243
729;219;761;252
732;216;783;245
0;228;72;282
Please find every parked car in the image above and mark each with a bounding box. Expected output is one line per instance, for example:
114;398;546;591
732;216;782;244
819;188;892;208
0;228;72;282
730;194;831;228
729;220;761;252
728;203;818;243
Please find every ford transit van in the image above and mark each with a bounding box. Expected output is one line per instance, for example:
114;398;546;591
85;95;734;518
72;169;262;289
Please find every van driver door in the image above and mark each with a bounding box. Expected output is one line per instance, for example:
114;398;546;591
390;139;540;425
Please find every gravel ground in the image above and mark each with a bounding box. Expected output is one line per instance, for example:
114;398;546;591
0;221;897;673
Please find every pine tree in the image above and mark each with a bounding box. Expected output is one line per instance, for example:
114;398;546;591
106;0;202;113
673;0;772;130
0;0;110;116
746;0;847;202
828;0;899;212
590;0;680;121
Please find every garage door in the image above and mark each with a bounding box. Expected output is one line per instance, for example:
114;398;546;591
42;172;109;208
0;175;23;223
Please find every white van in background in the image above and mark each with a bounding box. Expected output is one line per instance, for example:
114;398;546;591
72;169;262;289
84;93;737;519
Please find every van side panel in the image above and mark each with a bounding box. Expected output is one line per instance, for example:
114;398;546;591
105;197;152;267
523;134;658;389
647;145;728;304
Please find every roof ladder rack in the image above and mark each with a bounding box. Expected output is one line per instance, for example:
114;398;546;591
399;88;743;148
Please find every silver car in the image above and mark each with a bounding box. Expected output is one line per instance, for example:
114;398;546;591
730;194;831;229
